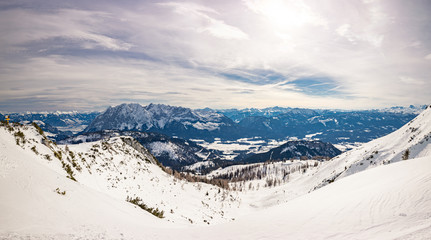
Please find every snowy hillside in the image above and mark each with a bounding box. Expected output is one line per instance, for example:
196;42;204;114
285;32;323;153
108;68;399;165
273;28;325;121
312;104;431;188
170;155;431;240
60;130;223;170
0;124;167;239
0;122;243;227
1;123;430;239
1;105;431;239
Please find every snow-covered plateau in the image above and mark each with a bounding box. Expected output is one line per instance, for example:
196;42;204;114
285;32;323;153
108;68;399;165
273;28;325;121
1;105;431;239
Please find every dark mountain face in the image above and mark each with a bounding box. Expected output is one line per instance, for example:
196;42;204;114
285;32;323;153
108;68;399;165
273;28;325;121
243;140;342;163
60;130;223;170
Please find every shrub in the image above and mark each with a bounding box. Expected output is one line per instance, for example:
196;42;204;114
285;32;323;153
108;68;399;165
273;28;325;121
61;161;76;181
14;131;25;145
126;196;165;218
32;122;44;135
402;149;410;160
54;151;62;160
54;187;66;195
31;146;38;154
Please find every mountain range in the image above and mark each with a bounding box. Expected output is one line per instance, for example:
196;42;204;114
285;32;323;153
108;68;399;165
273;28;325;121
3;111;100;141
242;140;342;163
82;103;424;143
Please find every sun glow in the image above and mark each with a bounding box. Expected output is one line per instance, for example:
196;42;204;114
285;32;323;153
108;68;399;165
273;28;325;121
245;0;327;30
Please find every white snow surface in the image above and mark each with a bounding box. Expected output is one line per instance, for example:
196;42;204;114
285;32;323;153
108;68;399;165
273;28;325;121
1;105;431;239
180;156;431;240
147;141;180;160
1;128;430;239
184;160;215;172
190;121;222;131
0;124;243;230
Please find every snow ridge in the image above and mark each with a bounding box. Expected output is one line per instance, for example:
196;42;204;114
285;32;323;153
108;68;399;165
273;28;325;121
85;103;230;133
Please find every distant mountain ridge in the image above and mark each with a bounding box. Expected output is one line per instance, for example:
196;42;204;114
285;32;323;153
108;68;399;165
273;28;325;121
83;103;422;144
243;140;341;163
217;105;426;122
4;111;100;134
5;103;425;145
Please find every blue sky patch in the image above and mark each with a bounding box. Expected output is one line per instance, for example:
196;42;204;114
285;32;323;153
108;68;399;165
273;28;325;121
220;69;286;85
285;77;342;96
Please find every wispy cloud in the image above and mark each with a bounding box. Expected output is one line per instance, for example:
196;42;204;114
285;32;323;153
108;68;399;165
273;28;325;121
0;9;132;51
159;2;249;40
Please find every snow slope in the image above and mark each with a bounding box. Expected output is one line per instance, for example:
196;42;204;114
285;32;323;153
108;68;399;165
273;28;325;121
2;131;430;239
0;123;243;228
168;156;431;240
313;104;431;188
1;105;431;239
0;124;169;239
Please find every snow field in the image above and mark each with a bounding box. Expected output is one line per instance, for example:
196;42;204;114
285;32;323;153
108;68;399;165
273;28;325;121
1;105;430;239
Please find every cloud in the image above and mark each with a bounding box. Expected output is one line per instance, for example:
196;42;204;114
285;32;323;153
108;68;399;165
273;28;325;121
159;2;249;40
399;76;424;85
0;0;430;111
0;8;132;51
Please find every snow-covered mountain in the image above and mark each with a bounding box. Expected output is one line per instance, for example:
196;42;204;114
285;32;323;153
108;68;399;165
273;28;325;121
378;104;427;114
236;110;419;143
4;104;424;146
216;107;420;143
61;130;223;170
313;104;431;187
84;103;241;140
84;103;420;144
216;106;314;122
218;105;427;122
242;140;341;163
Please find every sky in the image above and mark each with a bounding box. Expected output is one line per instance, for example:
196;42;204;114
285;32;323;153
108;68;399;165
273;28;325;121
0;0;430;112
